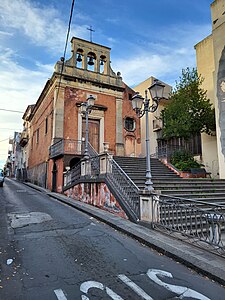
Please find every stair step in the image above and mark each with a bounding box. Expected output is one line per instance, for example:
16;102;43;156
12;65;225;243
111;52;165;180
113;156;225;205
161;192;225;199
158;188;225;193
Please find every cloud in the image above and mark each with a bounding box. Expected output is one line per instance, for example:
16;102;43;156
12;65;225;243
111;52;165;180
0;31;14;37
0;46;53;104
0;45;53;159
0;0;68;53
112;23;211;87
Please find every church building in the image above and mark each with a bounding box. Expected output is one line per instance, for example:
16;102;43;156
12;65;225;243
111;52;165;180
25;37;141;191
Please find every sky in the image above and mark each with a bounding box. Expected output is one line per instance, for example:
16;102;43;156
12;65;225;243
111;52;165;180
0;0;213;168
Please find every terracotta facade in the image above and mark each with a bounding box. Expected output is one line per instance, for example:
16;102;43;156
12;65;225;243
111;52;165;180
26;37;141;191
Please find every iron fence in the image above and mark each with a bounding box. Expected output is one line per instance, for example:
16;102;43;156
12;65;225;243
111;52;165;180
152;194;225;257
155;145;187;159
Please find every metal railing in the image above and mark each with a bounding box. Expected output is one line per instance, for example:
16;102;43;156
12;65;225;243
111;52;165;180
106;157;140;221
64;162;81;187
155;143;202;160
88;143;100;175
63;142;99;187
49;139;83;158
152;194;225;256
154;145;186;159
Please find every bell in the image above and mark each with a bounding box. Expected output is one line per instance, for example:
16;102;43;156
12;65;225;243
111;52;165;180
88;56;94;66
100;59;104;66
77;53;82;62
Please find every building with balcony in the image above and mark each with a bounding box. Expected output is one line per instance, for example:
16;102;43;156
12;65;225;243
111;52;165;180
26;37;141;192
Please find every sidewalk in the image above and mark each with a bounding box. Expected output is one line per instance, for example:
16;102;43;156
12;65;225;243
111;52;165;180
24;182;225;286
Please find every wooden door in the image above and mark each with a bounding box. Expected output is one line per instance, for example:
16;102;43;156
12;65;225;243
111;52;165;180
82;118;100;153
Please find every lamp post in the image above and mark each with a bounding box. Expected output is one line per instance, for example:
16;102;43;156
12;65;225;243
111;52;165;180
81;95;96;159
132;79;165;191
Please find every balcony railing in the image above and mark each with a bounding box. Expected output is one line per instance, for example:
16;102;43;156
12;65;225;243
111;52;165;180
19;130;28;147
49;139;84;158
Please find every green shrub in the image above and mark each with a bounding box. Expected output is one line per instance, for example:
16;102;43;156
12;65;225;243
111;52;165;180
170;150;203;172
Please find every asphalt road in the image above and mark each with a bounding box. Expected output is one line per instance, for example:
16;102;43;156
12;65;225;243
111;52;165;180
0;178;225;300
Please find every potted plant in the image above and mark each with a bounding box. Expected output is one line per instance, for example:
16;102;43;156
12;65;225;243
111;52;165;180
170;150;203;178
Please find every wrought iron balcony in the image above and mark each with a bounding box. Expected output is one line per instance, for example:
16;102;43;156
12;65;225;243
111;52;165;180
49;139;84;158
19;130;28;147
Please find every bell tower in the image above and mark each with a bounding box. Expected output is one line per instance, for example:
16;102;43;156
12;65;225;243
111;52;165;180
54;37;125;156
57;37;123;88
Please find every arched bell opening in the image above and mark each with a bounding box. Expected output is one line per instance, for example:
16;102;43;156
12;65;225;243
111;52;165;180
76;48;84;68
87;51;96;71
100;55;106;74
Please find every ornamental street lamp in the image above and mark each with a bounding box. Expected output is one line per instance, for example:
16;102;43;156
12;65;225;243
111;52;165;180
81;95;96;159
132;79;165;191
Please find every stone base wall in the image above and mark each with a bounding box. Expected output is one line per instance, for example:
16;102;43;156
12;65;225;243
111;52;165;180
64;182;128;219
27;162;47;188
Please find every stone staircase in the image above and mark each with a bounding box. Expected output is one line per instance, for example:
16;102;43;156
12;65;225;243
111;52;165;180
114;156;225;205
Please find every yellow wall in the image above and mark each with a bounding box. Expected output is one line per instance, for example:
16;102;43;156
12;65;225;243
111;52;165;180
133;77;171;157
195;35;219;178
195;0;225;178
211;0;225;178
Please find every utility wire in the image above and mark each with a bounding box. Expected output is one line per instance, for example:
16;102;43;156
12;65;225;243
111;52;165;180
0;128;21;130
0;108;24;114
55;0;75;101
0;138;9;143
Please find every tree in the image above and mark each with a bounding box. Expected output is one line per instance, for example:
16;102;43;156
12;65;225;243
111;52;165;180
161;67;216;139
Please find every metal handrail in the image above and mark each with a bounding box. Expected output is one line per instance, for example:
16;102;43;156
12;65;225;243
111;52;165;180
88;143;100;174
152;193;225;257
64;162;81;187
106;156;140;220
88;143;98;157
110;157;140;191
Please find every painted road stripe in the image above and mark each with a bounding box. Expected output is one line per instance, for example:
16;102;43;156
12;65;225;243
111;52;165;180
54;289;68;300
80;281;124;300
118;274;154;300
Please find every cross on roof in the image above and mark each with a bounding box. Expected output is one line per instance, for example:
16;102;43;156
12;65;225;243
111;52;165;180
87;26;95;42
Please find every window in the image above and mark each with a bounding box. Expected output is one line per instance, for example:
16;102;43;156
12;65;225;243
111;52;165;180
124;117;135;132
36;129;39;144
45;117;48;135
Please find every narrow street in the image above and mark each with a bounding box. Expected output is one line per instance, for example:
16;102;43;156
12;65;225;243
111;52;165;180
0;178;224;300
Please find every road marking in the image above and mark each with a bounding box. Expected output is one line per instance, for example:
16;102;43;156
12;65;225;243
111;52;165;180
16;189;27;193
118;274;153;300
54;289;68;300
147;269;210;300
80;281;124;300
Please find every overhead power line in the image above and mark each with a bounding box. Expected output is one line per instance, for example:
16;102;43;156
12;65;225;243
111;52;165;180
56;0;75;101
0;138;9;143
0;128;21;130
0;108;24;114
